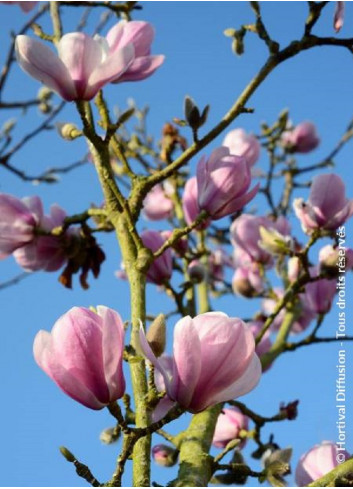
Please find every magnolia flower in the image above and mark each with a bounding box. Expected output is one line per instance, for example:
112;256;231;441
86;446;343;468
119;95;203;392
304;267;336;315
334;2;345;32
142;184;173;221
295;441;350;486
212;407;249;449
223;128;261;167
294;174;353;233
16;21;163;101
182;176;210;229
197;147;259;220
141;230;173;285
0;194;42;258
13;204;69;272
282;121;320;153
33;306;125;409
140;312;261;416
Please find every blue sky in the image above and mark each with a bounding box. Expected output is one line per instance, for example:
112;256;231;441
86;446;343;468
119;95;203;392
0;1;352;486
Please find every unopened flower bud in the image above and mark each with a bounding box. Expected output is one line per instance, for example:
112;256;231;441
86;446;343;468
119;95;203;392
59;446;76;463
319;244;353;276
259;226;292;255
39;101;52;113
146;314;166;357
56;122;82;141
100;427;121;445
232;267;264;298
188;260;206;283
152;444;178;467
38;86;52;101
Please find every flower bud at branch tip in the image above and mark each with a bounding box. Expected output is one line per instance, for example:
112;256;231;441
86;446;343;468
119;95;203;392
56;123;82;141
146;314;166;357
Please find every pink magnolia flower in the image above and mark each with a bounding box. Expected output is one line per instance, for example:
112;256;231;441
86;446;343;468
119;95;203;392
140;312;261;414
304;267;336;315
13;204;68;272
0;1;37;12
223;128;261;167
182;176;210;229
294;174;353;233
106;20;164;83
295;441;350;487
16;20;163;101
231;214;290;266
33;306;125;410
0;194;42;258
142;184;173;221
334;2;345;32
152;444;178;467
212;407;249;449
282;121;320;153
197;147;259;220
141;230;173;285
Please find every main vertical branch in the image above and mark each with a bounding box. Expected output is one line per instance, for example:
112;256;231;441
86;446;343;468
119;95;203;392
79;103;151;485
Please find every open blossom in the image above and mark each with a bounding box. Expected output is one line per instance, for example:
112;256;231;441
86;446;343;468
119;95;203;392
182;176;210;229
13;204;69;272
334;2;345;32
33;306;125;409
295;441;350;486
231;214;290;266
16;21;163;101
223;128;261;167
0;194;42;258
282;121;320;153
142;184;173;221
212;407;249;449
140;312;261;415
294;174;353;233
304;267;336;315
0;1;37;12
197;147;259;220
141;230;173;285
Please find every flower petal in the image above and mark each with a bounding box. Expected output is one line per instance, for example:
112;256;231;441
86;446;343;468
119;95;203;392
15;35;76;101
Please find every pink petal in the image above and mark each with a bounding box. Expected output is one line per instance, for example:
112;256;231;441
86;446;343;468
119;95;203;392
97;305;125;400
118;54;165;82
171;316;201;407
15;35;76;101
58;33;103;99
87;43;134;98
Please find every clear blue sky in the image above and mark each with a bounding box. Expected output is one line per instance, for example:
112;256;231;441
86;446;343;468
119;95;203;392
0;1;352;486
